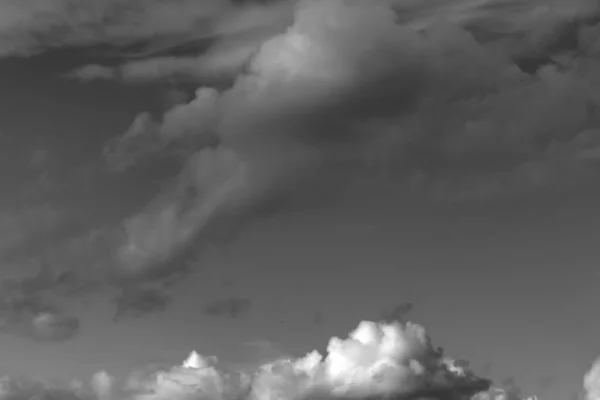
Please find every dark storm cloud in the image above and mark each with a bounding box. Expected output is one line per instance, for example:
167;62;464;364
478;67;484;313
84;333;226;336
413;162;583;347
203;297;253;318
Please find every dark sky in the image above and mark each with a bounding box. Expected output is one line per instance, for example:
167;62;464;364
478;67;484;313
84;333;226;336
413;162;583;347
0;1;600;400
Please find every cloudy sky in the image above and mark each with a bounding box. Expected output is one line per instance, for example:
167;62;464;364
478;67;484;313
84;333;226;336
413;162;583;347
1;0;600;399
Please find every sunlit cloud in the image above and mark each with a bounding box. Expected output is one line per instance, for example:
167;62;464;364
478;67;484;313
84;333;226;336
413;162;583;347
0;318;505;400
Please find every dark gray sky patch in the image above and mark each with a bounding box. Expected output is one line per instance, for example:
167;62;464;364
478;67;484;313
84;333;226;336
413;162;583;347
112;285;172;322
312;311;324;326
203;297;252;318
538;374;558;391
380;302;414;325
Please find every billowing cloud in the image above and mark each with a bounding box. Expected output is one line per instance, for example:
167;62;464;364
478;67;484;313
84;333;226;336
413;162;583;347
122;319;494;400
124;320;490;400
97;0;600;282
0;318;548;400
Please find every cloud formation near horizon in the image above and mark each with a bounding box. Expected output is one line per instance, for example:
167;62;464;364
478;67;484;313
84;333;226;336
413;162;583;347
0;319;498;400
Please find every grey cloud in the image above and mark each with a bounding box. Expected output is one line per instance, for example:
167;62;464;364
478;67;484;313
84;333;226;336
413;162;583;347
97;0;600;280
7;0;600;325
0;0;295;58
203;297;253;318
0;318;503;400
66;64;116;81
27;311;80;342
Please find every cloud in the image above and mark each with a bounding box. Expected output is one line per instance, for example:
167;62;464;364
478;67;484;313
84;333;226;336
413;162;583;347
380;302;414;325
585;356;600;400
0;0;295;58
1;318;547;400
125;319;492;400
67;64;117;81
112;284;173;322
90;370;115;400
70;38;261;84
203;297;253;318
8;319;485;400
97;0;600;283
6;0;600;328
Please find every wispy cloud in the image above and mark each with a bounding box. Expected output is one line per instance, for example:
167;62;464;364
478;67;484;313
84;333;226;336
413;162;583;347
0;0;294;58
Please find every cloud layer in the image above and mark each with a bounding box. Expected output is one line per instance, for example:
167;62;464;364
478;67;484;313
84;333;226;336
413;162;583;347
0;319;496;400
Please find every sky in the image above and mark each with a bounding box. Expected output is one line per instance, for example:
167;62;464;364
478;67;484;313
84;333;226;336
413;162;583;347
1;0;600;399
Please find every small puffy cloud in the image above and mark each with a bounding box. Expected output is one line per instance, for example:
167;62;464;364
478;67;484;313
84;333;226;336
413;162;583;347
27;310;80;342
203;297;253;319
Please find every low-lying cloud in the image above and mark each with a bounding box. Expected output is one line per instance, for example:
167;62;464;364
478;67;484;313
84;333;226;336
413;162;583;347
0;318;501;400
